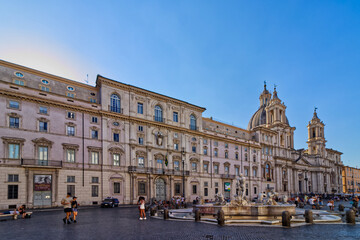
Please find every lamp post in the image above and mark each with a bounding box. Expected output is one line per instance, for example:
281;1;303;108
352;173;354;198
182;147;185;198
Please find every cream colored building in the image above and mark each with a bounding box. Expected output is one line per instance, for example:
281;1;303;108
342;166;360;194
0;60;343;209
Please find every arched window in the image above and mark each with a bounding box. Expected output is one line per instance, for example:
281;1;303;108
253;155;256;162
190;114;197;130
110;94;121;113
154;105;163;122
266;164;271;181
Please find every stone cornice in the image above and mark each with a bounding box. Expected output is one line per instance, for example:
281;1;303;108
0;60;96;91
97;75;206;112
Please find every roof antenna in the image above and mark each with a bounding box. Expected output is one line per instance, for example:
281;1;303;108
85;74;89;84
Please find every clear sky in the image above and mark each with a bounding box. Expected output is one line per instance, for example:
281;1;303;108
0;1;359;167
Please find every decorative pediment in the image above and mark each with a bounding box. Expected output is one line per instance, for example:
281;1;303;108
87;146;102;151
32;137;53;146
136;150;146;157
62;143;79;149
108;146;124;153
2;136;25;144
296;157;312;166
154;153;165;160
109;173;124;180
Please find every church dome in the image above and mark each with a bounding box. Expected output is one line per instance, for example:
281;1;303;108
247;105;290;130
247;105;267;130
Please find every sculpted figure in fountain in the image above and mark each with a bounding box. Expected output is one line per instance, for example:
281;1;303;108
214;193;227;205
257;192;267;204
230;174;248;206
265;189;278;205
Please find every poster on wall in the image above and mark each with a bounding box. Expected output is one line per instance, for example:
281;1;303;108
34;175;52;191
224;182;231;192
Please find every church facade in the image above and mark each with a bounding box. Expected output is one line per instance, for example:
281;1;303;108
0;60;343;209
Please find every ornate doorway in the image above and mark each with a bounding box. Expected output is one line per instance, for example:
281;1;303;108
155;178;166;201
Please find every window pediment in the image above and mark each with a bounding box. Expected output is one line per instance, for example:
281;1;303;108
32;137;53;146
2;136;25;144
62;143;79;150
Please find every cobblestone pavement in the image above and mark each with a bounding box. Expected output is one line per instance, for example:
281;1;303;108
0;207;359;240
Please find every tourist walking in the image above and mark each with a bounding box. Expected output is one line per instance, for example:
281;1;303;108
61;193;73;224
71;196;79;223
138;197;146;220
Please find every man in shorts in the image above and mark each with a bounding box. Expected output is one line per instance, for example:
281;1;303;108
61;193;73;224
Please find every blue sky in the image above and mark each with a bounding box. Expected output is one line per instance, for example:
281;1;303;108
0;1;359;167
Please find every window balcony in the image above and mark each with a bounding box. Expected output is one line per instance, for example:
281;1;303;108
154;116;165;123
21;158;62;168
221;174;236;179
109;105;123;114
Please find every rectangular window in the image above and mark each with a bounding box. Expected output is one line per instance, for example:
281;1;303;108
215;188;219;194
235;167;239;176
138;182;146;195
174;143;179;150
215;182;219;187
192;162;197;172
174;133;178;138
175;183;181;195
91;185;98;197
8;185;18;199
245;168;249;177
114;182;121;194
235;146;238;150
9;100;19;109
91;130;98;139
67;176;75;183
204;188;208;197
203;163;208;173
90;98;97;103
235;153;239;160
225;143;228;148
192;185;197;194
14;79;24;86
203;139;207;144
137;103;143;114
214;150;218;157
41;86;50;92
113;154;120;166
225;151;228;159
39;106;48;114
203;148;207;155
39;121;48;132
174;160;180;171
8;174;19;182
225;166;229;174
214;141;218;147
138;157;145;167
138;125;143;131
66;149;75;162
173;112;178;122
138;137;144;145
91;117;98;123
38;146;48;164
67;112;75;119
214;165;219;174
91;152;99;164
113;133;119;142
67;126;75;136
8;144;20;159
253;169;257;177
67;185;75;196
92;177;99;183
192;146;196;153
254;187;257;195
9;117;19;128
67;92;75;98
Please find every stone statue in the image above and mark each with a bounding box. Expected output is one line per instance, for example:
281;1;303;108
230;174;248;206
214;193;226;205
265;189;278;205
155;131;163;146
280;195;289;204
257;192;267;204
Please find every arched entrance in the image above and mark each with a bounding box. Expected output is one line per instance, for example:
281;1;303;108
155;178;166;201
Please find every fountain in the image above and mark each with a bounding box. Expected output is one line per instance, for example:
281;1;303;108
166;174;342;225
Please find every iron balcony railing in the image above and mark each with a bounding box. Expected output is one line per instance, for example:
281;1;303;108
153;116;165;123
21;158;62;167
221;174;236;179
109;105;123;114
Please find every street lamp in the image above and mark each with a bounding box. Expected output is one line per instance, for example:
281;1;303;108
181;147;185;198
352;173;354;198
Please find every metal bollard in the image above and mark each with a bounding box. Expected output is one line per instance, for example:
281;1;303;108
217;210;225;226
305;210;313;224
195;208;201;222
282;211;291;227
346;210;355;224
164;209;169;220
338;204;344;212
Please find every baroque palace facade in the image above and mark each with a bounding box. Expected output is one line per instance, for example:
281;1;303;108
0;60;343;209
